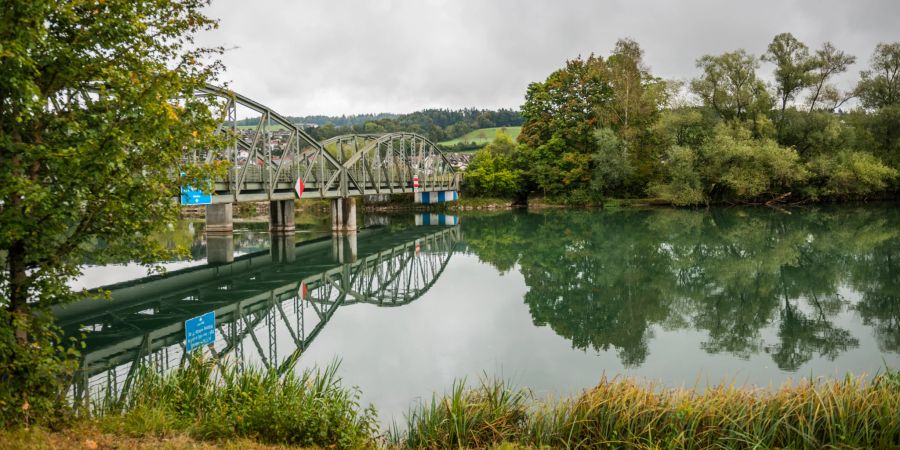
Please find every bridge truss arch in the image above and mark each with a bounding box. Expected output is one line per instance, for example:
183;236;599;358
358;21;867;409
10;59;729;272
194;86;459;203
322;133;460;196
196;85;345;202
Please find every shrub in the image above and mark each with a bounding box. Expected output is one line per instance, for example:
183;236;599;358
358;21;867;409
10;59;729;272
806;149;898;199
649;146;706;206
0;309;78;429
700;125;808;201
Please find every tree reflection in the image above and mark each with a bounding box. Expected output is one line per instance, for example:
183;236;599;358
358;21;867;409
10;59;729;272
854;244;900;354
462;205;900;369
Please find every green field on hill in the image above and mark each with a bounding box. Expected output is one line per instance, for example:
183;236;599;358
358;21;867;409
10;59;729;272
438;126;521;146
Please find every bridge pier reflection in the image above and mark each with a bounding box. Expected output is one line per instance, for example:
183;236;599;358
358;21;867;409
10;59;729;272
332;233;358;263
270;234;295;263
206;233;234;264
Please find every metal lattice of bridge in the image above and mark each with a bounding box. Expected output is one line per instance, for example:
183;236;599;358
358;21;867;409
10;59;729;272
191;86;460;204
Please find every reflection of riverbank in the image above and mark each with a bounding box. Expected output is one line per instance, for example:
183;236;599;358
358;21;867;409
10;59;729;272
462;205;900;372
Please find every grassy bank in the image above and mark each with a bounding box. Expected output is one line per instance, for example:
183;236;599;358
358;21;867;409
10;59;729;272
3;361;897;449
394;373;900;449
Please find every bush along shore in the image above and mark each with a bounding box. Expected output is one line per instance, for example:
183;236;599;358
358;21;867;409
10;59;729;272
2;359;898;449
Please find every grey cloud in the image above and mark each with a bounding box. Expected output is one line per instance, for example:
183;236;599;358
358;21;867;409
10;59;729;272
197;0;900;116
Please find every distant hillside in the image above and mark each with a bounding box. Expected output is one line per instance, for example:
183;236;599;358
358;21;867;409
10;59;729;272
439;126;521;146
235;113;397;128
233;108;523;145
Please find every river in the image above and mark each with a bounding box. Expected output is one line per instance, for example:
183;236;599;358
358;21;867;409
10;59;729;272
58;205;900;425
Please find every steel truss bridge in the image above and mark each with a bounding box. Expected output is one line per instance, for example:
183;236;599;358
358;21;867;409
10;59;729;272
193;86;460;203
53;225;461;405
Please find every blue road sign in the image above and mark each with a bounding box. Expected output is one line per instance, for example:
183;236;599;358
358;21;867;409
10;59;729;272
185;311;215;352
180;184;212;205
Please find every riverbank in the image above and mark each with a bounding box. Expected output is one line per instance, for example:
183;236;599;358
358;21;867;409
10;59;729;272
4;361;897;449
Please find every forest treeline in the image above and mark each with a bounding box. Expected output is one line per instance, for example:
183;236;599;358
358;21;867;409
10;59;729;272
464;34;900;205
236;108;523;143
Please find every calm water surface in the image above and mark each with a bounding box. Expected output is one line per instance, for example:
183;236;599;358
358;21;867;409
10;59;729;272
60;206;900;424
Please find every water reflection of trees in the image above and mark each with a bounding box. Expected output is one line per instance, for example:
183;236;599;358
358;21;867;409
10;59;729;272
462;206;900;369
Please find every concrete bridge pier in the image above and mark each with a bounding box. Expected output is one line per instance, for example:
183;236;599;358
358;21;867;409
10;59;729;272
206;203;233;234
331;198;357;233
269;200;295;234
341;198;357;232
330;198;343;232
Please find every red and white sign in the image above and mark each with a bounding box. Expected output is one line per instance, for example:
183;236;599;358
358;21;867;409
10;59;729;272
294;178;305;199
299;281;308;302
413;175;419;193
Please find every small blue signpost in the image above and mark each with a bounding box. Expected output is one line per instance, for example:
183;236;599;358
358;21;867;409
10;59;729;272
180;184;212;206
185;311;216;352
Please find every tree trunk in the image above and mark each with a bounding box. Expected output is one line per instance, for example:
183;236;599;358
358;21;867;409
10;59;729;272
7;240;30;345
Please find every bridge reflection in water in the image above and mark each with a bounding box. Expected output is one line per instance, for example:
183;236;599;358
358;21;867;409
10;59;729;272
54;224;461;405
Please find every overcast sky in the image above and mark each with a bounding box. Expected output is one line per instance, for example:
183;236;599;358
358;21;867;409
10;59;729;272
198;0;899;116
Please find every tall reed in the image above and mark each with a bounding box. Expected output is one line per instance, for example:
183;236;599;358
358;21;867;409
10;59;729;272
396;372;900;449
391;377;530;449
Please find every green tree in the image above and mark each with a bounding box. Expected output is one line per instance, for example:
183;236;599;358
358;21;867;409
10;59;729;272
0;0;224;425
652;107;719;150
603;38;669;187
603;38;668;142
590;128;633;197
806;42;855;112
691;50;773;125
763;33;815;122
856;42;900;110
519;55;613;153
775;109;858;157
463;132;522;198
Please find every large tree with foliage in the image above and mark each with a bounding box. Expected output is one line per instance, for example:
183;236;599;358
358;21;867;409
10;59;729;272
856;42;900;110
0;0;224;425
691;50;772;125
806;42;855;112
519;55;613;152
518;55;615;201
603;39;668;142
763;33;815;124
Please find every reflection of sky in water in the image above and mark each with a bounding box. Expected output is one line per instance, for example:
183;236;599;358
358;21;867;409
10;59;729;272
70;220;328;290
66;207;900;427
291;253;899;425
